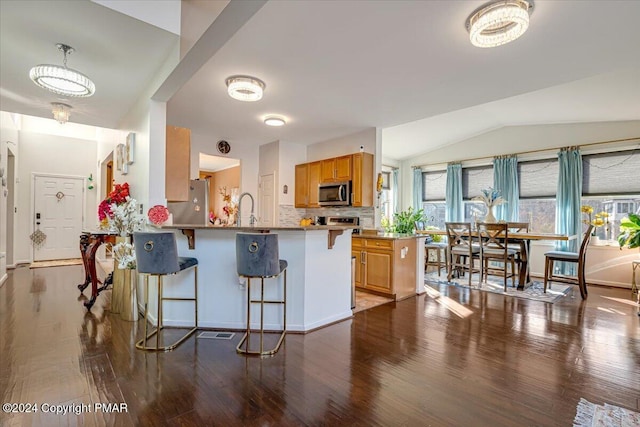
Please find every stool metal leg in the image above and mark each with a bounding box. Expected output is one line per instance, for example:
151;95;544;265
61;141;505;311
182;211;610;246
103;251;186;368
136;267;199;352
236;270;287;356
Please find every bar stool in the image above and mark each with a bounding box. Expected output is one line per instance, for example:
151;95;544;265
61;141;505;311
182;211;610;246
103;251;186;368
133;232;198;351
236;233;287;356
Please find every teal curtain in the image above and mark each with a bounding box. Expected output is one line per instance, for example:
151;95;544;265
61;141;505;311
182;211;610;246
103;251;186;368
392;169;399;214
556;148;582;275
493;156;519;221
413;168;422;212
446;163;463;222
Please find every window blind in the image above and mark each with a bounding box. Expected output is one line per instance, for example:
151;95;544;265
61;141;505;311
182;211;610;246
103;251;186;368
462;165;493;200
422;170;447;201
583;149;640;196
518;159;559;198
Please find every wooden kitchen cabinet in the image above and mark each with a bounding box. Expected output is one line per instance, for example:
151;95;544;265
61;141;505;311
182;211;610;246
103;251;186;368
321;155;352;183
352;152;373;207
295;163;309;207
295;161;322;208
166;125;191;202
352;236;416;300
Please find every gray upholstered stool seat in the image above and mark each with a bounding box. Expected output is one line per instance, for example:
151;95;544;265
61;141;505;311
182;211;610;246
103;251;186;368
133;232;198;351
236;233;287;356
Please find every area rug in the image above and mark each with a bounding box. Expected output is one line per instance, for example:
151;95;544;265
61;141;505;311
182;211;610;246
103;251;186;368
573;398;640;427
30;258;83;269
425;272;573;303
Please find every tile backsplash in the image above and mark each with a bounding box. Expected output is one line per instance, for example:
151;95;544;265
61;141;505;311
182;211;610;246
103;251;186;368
279;205;374;228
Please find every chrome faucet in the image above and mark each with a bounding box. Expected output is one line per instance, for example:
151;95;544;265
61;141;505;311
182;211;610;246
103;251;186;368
237;192;256;227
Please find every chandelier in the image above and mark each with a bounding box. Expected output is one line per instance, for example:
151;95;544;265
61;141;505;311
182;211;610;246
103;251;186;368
30;44;95;97
467;0;532;48
226;75;265;102
51;102;72;124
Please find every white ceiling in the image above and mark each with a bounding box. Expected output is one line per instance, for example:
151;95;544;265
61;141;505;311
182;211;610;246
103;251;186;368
2;1;640;161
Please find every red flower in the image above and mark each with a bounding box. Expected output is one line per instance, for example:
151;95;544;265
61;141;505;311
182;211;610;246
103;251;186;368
98;182;131;223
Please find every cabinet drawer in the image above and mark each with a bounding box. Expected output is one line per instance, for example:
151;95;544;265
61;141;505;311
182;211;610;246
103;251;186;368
352;237;363;249
364;239;393;249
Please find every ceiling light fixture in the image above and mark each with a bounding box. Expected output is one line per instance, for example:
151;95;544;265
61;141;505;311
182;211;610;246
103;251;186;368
51;102;72;124
264;116;286;127
30;43;95;97
467;0;532;48
226;75;265;102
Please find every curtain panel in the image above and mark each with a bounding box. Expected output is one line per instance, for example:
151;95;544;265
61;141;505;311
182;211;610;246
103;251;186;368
493;156;519;221
413;168;423;212
556;148;582;275
446;163;463;222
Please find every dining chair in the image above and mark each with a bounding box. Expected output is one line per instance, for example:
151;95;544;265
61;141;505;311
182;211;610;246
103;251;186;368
507;222;530;280
477;222;520;291
445;222;481;286
543;225;594;300
416;221;448;277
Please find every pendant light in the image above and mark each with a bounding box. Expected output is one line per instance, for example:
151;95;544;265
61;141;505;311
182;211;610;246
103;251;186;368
30;43;95;97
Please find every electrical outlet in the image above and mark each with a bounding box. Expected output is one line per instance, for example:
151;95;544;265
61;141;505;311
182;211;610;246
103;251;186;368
139;203;143;214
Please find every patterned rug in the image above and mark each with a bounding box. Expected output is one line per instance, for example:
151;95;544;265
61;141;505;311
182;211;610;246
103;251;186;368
30;258;83;269
573;398;640;426
425;271;573;303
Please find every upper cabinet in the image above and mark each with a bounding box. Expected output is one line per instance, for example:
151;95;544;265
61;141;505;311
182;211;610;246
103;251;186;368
352;152;373;207
166;125;191;202
321;155;352;183
295;152;373;208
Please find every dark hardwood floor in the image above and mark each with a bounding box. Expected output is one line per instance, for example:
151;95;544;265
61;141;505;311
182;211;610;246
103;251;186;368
1;264;638;426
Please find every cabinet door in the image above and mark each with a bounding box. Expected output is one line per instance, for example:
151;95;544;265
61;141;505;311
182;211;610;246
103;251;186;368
295;163;309;207
166;126;191;202
364;249;393;293
352;153;373;207
335;155;352;181
308;161;322;207
321;158;336;182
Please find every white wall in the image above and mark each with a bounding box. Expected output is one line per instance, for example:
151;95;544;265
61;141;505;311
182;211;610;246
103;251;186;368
307;128;376;161
0;113;19;283
14;131;98;264
278;141;306;206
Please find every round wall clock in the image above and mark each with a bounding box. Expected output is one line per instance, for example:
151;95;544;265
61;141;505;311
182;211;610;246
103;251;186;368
217;140;231;154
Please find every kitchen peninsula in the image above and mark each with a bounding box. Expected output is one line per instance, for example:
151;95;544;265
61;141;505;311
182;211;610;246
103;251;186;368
156;225;357;332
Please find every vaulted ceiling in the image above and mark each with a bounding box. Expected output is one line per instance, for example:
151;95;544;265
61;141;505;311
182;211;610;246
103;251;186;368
2;0;639;160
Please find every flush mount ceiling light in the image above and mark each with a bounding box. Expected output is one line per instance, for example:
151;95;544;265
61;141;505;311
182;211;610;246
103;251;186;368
467;0;532;48
30;43;95;97
264;115;286;127
51;102;72;124
226;75;265;102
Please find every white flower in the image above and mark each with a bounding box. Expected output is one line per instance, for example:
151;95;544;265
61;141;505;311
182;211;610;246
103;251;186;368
106;197;145;236
112;241;136;269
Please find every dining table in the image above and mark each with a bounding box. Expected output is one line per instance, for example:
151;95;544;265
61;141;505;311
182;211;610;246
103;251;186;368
416;229;577;289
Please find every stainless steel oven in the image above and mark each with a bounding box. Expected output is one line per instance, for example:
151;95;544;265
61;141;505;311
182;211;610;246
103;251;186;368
318;181;351;206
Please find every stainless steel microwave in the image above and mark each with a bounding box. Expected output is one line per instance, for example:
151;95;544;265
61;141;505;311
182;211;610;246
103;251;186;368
318;181;351;206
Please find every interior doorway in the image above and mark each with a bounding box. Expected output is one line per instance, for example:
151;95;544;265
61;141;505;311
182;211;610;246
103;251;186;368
3;149;15;269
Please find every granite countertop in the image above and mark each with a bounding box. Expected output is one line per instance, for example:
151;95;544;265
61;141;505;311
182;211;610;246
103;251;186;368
161;224;360;231
355;232;420;240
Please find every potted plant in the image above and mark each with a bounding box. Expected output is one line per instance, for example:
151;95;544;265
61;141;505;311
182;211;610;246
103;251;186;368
617;213;640;249
385;207;426;234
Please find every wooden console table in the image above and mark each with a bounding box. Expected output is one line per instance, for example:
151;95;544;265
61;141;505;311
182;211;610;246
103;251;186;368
78;231;115;310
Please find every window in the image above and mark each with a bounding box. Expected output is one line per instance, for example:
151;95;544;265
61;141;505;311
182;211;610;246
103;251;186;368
422;170;447;228
517;158;559;233
582;149;640;240
462;165;493;223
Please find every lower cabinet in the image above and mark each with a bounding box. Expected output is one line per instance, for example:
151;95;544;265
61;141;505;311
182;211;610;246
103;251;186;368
352;236;416;300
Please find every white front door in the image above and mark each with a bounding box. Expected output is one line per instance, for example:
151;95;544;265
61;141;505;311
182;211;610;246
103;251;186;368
33;175;84;261
258;173;275;226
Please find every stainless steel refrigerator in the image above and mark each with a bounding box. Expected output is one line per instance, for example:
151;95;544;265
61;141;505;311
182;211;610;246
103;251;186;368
167;179;209;225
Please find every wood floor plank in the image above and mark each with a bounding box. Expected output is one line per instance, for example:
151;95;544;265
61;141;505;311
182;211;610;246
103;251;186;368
1;264;638;426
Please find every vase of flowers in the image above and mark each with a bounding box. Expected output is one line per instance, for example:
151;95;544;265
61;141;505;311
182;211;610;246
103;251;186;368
473;188;505;223
219;186;238;226
581;205;610;245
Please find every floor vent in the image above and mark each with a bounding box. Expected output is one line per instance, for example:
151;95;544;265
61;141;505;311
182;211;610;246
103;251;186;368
197;331;236;340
